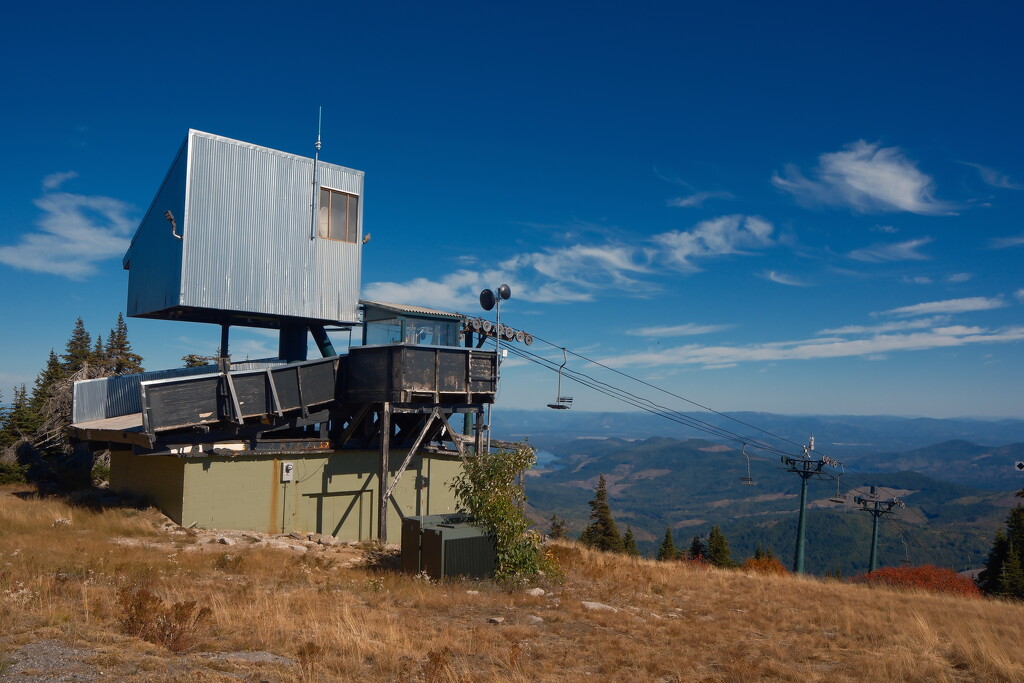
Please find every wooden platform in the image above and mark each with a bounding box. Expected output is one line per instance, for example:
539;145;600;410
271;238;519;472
69;413;150;448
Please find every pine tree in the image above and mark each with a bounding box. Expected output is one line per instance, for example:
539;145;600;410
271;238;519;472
656;527;677;560
29;350;64;420
91;334;106;367
5;385;38;437
689;535;707;561
105;313;144;375
707;525;734;568
579;474;623;552
623;526;639;556
980;505;1024;595
999;542;1024;599
548;514;567;540
61;318;92;374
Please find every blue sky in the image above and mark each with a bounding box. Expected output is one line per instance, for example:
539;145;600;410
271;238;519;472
0;2;1021;418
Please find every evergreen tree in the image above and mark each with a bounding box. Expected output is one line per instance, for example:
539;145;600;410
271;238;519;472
91;334;105;367
998;542;1024;599
105;313;144;375
579;474;623;552
656;527;677;560
61;318;92;374
548;514;567;540
623;526;639;556
707;525;734;568
980;506;1024;595
753;543;765;560
979;530;1009;594
29;350;64;421
5;385;38;437
689;535;707;561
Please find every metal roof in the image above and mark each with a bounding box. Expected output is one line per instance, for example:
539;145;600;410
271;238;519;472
360;300;463;320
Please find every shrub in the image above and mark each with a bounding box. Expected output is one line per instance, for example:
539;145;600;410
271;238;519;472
451;441;559;584
741;556;789;575
117;585;212;652
851;565;981;598
0;463;27;485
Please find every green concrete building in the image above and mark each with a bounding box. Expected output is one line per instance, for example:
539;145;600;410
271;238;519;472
109;448;463;539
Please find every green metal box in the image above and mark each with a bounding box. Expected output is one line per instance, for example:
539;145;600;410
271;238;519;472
421;523;496;580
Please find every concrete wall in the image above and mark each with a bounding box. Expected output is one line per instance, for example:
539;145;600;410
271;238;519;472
110;449;464;542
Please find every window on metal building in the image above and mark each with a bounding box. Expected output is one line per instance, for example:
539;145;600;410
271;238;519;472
317;188;359;242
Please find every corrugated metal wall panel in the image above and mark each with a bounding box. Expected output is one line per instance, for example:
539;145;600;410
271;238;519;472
124;139;188;317
179;131;363;324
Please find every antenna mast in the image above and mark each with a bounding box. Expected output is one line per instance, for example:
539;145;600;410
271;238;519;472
310;106;323;240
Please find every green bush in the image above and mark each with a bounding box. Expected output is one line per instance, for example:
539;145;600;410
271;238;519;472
0;463;27;485
451;441;559;585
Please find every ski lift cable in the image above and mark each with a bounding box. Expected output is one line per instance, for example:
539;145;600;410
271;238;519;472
499;342;782;448
527;333;825;456
880;515;944;567
501;342;797;456
500;342;798;457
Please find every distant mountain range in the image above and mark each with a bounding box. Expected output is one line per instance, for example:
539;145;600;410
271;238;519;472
522;435;1022;576
494;409;1024;457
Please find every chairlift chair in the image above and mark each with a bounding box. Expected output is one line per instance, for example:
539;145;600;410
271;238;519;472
547;348;574;410
739;444;756;485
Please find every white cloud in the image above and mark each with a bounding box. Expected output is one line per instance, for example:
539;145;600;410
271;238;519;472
872;224;899;233
819;317;947;335
41;171;78;191
988;234;1024;249
946;272;972;283
1015;289;1024;303
772;141;956;215
627;323;731;337
849;237;932;263
365;214;777;307
960;162;1024;190
760;270;809;286
904;276;933;285
600;325;1024;369
667;191;734;208
879;296;1007;317
0;189;135;279
653;215;774;271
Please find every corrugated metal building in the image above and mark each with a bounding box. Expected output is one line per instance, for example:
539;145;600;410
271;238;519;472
123;130;363;328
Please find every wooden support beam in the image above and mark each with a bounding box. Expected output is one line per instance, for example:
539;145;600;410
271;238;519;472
384;407;438;500
436;411;465;458
377;402;391;542
337;403;372;447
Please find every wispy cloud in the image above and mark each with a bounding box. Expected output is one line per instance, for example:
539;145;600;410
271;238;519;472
667;191;734;208
600;325;1024;369
878;296;1007;317
871;224;899;234
41;171;78;191
627;323;732;337
653;215;774;271
960;162;1024;190
1015;289;1024;303
0;185;136;280
818;317;947;335
904;276;933;285
988;233;1024;249
849;237;933;262
366;215;776;307
946;272;972;283
760;270;809;286
772;141;956;215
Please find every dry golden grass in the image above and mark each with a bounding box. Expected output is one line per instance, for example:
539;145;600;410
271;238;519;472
3;484;1024;681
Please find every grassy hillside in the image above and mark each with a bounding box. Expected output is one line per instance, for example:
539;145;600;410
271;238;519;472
3;486;1024;681
524;437;1018;574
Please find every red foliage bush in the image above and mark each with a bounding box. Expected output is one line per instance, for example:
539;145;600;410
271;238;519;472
851;565;981;598
741;556;789;575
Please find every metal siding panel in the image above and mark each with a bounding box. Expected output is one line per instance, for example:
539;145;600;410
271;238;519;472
178;131;361;323
124;139;187;317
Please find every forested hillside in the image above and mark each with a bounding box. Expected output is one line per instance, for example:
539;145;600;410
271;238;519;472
524;437;1019;575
